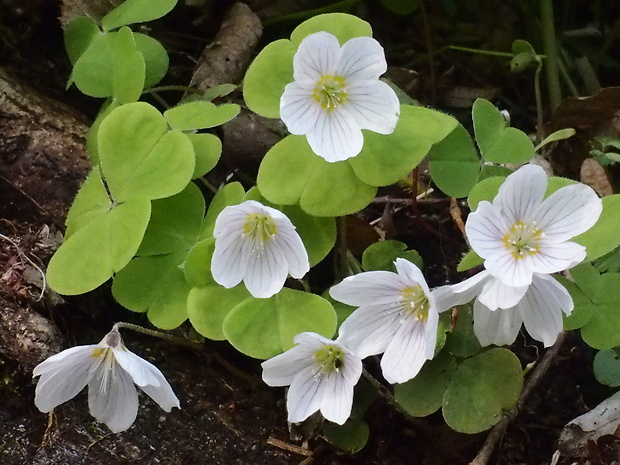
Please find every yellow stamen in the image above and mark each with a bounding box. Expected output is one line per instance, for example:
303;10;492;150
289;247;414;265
502;221;543;259
313;75;348;111
400;285;430;321
313;345;345;378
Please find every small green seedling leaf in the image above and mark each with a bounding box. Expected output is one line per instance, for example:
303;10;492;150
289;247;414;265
534;128;576;151
112;252;191;329
442;348;523;434
99;102;195;201
428;123;480;198
593;350;620;387
188;284;252;340
258;135;377;217
395;351;456;417
473;99;535;164
102;0;178;31
223;288;337;359
322;420;369;454
362;240;423;271
164;101;240;131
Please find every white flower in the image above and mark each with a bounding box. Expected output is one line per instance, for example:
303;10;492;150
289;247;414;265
466;164;602;288
438;270;573;347
33;328;180;433
211;200;310;298
329;258;446;384
261;332;362;425
280;31;400;163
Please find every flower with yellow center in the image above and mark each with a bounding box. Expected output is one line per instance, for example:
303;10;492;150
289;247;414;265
280;31;400;163
261;332;362;425
33;327;179;433
211;200;310;298
466;164;602;288
330;258;446;384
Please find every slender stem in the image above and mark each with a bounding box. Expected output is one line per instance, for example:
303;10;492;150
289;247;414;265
142;85;202;95
362;368;418;423
199;177;219;195
113;322;203;350
533;58;544;144
262;0;362;26
447;45;516;59
539;0;562;110
557;58;580;97
337;216;349;280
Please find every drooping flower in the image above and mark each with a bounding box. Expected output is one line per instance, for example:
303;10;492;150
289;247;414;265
211;200;310;298
436;270;573;347
466;164;602;288
261;332;362;425
330;258;447;384
280;31;400;163
33;328;179;433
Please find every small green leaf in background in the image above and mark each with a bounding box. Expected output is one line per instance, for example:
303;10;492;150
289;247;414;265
188;285;252;341
428;123;480;198
72;33;114;97
395;351;456;417
64;17;100;65
257;135;377;217
534;128;576;151
290;13;372;45
188;133;222;179
574;194;620;261
223;288;337;359
134;32;169;89
457;250;484;272
280;205;336;267
102;0;178;31
98;102;195;201
362;240;423;271
509;39;537;73
322;420;370;454
473;98;535;164
164;101;240;131
593;349;620;387
183;238;215;287
467;176;506;211
442;348;523;434
201;181;246;239
112;27;145;104
112;252;191;329
444;305;482;359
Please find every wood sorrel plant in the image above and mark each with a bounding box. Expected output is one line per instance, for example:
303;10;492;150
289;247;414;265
40;0;620;454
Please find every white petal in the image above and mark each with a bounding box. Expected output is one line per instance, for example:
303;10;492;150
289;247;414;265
280;81;322;135
495;164;547;224
293;31;340;82
473;300;522;347
478;277;528;310
394;258;428;291
139;375;180;412
534;183;602;242
306;106;364;162
261;344;315;387
516;274;572;347
337;301;404;357
446;270;491;298
272;219;310;279
330;271;405;307
529;240;587;274
320;373;354;425
337;36;387;82
88;364;139;433
465;201;511;259
380;316;433;384
112;347;161;387
243;239;289;298
484;250;533;287
286;365;325;423
33;346;98;412
342;80;399;134
211;224;252;289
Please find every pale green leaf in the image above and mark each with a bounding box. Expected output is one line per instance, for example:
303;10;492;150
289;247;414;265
113;27;145;104
102;0;178;31
188;133;222;179
290;13;372;45
64;17;100;65
164;101;240;131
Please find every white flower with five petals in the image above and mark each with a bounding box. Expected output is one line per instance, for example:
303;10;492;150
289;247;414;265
211;200;310;298
33;328;179;433
280;31;400;162
330;258;447;384
261;332;362;425
466;164;602;288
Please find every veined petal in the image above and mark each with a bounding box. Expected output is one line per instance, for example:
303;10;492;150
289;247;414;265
466;201;511;259
272;220;310;279
337;36;387;82
244;238;289;298
495;164;547;224
139;374;180;412
112;347;161;387
88;364;139;433
478;276;528;310
293;31;340;82
484;250;534;287
306;106;364;162
262;344;316;387
34;346;98;412
336;301;404;357
330;270;406;307
280;81;322;135
394;258;429;293
381;315;433;384
211;231;253;289
320;372;355;425
516;274;572;347
473;300;522;347
287;365;325;423
529;240;586;275
344;80;399;134
534;183;602;242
